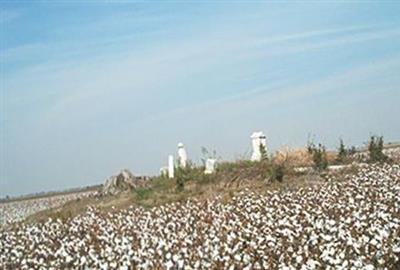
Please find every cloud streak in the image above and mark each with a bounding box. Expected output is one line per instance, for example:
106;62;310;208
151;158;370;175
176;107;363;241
4;22;400;139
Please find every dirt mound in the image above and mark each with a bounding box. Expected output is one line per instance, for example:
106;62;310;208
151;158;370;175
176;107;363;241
102;169;145;196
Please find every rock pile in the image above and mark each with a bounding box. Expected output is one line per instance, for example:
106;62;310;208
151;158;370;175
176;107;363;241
101;169;145;196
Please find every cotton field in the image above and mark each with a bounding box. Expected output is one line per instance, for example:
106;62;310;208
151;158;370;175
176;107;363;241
0;191;94;227
1;164;399;269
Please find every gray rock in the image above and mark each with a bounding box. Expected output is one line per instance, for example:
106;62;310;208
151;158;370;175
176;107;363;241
102;169;144;196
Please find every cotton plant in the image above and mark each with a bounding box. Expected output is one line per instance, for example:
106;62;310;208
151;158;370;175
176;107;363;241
0;164;399;269
0;191;93;226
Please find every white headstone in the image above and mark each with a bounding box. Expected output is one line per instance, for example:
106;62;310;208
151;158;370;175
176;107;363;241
160;166;168;177
168;155;174;178
251;131;267;161
204;158;216;174
177;142;188;168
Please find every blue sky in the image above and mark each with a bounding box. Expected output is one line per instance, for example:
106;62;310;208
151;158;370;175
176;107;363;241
1;2;400;197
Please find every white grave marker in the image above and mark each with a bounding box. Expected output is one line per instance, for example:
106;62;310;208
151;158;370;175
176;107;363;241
204;159;217;174
251;131;267;161
177;142;188;168
160;167;168;177
168;155;174;178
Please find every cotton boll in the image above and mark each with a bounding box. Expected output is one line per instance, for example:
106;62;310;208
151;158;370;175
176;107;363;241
296;255;303;264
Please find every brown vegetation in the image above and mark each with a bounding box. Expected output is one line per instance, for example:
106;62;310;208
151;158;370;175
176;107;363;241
22;157;344;226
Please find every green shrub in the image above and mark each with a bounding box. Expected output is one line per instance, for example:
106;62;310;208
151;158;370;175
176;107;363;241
216;162;236;172
197;173;214;185
216;160;257;173
135;188;153;200
307;142;328;171
151;176;169;191
260;144;268;161
336;139;348;164
368;135;388;163
268;163;285;182
175;166;193;192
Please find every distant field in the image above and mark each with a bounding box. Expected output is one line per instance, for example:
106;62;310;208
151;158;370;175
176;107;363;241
0;185;101;204
0;190;97;227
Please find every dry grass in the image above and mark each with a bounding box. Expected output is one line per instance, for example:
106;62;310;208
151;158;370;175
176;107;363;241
9;148;363;227
274;147;338;167
22;159;336;226
274;147;313;167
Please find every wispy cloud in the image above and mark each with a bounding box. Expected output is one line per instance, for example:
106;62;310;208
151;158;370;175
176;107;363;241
253;24;377;45
0;43;44;61
143;54;400;124
243;25;400;60
273;28;400;55
4;23;400;130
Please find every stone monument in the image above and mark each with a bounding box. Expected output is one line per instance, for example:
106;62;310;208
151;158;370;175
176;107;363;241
204;158;217;174
251;131;267;161
168;155;174;178
160;166;168;177
177;142;188;168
